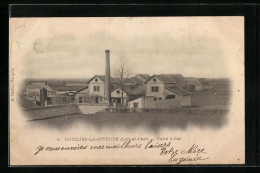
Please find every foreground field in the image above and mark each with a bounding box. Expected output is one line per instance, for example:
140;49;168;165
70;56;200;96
28;111;227;132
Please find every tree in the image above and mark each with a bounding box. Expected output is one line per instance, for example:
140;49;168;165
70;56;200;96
113;57;133;106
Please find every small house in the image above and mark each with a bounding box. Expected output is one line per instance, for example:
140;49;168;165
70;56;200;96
184;77;202;92
25;81;55;101
74;75;117;104
141;74;192;107
144;74;187;101
111;85;145;107
128;96;155;108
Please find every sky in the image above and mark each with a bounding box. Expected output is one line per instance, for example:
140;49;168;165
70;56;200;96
10;17;244;79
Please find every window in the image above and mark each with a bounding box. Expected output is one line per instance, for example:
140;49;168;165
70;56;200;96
159;97;162;100
117;90;120;94
153;78;157;82
166;95;175;100
151;86;159;92
94;86;100;92
154;98;157;101
134;103;139;108
79;97;82;103
95;78;98;82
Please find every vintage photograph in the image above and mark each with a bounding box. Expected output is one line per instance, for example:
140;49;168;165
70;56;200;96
21;51;230;131
9;17;245;165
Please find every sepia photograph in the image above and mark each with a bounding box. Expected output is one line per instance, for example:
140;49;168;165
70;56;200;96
9;17;245;165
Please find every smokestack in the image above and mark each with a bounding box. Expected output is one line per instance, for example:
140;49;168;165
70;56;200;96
105;50;111;106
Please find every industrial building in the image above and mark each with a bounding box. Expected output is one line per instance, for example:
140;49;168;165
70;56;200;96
24;50;196;109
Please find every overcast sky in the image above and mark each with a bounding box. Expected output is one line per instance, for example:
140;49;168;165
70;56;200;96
10;17;244;78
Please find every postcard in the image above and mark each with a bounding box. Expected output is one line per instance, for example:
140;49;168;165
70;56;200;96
9;17;245;165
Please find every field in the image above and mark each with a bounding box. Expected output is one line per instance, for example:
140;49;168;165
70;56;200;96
191;79;231;109
27;79;231;131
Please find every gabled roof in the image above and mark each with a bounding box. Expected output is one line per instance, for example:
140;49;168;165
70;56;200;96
184;77;202;85
87;75;117;84
145;74;185;84
165;87;192;96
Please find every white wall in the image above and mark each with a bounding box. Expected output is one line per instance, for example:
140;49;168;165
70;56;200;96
88;77;105;98
128;97;144;108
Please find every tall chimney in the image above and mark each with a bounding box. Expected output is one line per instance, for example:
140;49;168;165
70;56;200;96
105;50;111;106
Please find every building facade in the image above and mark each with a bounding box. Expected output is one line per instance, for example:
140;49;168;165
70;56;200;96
111;87;128;106
144;74;192;107
74;75;118;104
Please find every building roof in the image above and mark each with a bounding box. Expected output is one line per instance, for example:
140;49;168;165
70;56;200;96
124;86;145;95
87;75;117;84
145;74;185;84
65;79;89;86
112;86;145;95
197;78;209;85
74;85;89;94
47;80;66;86
26;85;47;89
49;85;86;92
135;74;150;81
184;77;202;86
128;77;143;85
26;83;49;89
165;87;192;96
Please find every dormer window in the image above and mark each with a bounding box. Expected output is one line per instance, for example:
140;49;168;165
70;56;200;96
95;78;98;82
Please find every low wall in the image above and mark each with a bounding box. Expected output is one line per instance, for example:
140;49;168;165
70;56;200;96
78;105;107;115
152;99;181;109
23;105;81;120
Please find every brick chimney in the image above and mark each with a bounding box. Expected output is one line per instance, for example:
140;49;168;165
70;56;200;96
105;50;111;106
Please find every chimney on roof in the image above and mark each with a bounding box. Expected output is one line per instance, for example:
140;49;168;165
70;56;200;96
105;50;111;106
